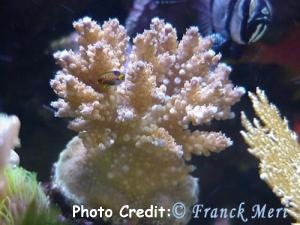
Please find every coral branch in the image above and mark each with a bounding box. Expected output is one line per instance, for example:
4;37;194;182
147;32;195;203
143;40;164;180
241;88;300;224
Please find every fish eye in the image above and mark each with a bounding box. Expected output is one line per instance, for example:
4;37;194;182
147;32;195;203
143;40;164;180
113;70;121;76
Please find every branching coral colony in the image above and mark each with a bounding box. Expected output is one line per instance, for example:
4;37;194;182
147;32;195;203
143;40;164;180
50;17;245;224
241;88;300;225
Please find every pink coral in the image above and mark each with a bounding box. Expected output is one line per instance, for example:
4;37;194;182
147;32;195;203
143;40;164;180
51;17;244;225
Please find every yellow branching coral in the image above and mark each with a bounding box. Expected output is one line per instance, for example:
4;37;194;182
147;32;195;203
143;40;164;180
51;17;244;224
241;88;300;224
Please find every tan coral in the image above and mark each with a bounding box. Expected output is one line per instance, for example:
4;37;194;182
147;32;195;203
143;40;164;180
0;113;20;200
51;17;244;224
0;113;20;172
0;113;22;216
241;88;300;224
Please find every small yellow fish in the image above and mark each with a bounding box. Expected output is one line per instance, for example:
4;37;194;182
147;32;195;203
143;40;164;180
97;70;125;87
